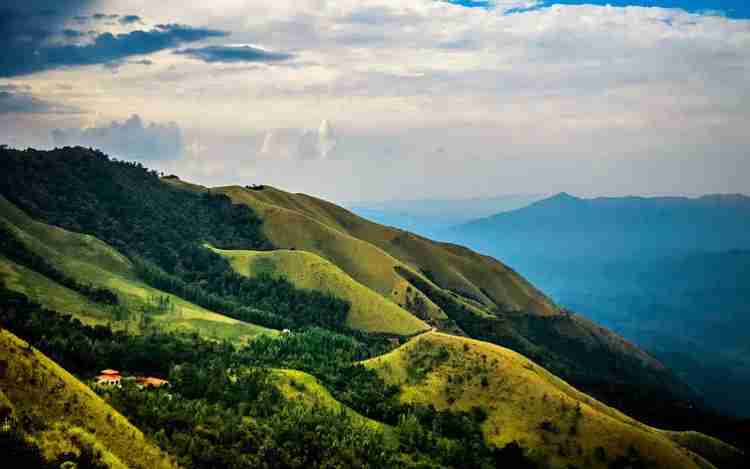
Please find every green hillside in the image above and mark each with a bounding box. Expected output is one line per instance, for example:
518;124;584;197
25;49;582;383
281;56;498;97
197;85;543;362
211;184;699;420
0;147;744;468
0;329;177;469
0;195;274;342
211;246;429;335
366;332;742;469
273;368;390;433
216;185;558;316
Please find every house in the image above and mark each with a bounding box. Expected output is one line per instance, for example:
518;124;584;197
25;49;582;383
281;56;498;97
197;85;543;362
136;377;170;389
96;369;122;387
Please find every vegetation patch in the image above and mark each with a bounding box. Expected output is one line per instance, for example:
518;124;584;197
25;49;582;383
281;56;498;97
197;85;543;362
211;247;429;335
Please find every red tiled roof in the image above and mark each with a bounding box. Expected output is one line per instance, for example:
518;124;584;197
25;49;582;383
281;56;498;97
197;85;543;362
136;377;169;387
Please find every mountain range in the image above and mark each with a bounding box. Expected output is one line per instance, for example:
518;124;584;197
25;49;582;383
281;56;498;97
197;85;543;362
345;194;544;236
0;147;746;468
443;192;750;418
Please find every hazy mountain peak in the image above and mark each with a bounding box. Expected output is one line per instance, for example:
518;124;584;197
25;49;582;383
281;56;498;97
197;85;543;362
528;191;582;210
551;191;578;201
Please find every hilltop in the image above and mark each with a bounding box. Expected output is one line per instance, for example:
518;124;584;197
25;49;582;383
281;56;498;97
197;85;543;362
366;332;745;469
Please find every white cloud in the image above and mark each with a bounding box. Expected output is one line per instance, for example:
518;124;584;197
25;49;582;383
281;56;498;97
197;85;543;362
7;0;749;198
52;114;184;161
259;119;337;160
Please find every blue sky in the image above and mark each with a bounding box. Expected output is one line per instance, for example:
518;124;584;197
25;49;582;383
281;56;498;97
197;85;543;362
545;1;749;18
449;0;750;18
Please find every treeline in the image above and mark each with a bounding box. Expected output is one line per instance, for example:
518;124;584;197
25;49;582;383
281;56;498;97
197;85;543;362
0;146;352;331
133;255;348;331
0;224;118;305
0;147;271;264
0;288;539;468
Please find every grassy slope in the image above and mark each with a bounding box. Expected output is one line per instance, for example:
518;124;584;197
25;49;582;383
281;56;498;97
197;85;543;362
273;369;390;435
211;247;429;335
211;186;448;324
216;185;558;316
0;196;274;343
0;329;177;469
0;256;112;325
366;332;738;469
214;186;692;389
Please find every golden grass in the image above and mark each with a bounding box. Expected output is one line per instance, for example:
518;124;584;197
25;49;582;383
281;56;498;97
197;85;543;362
215;186;448;323
0;196;275;343
215;185;559;317
365;332;728;469
211;246;429;335
0;329;178;469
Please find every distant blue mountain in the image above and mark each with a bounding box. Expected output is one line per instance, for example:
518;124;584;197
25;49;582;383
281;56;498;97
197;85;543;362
345;194;543;237
449;192;750;261
442;192;750;417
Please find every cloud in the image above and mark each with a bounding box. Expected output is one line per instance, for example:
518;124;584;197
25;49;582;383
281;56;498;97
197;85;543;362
92;13;119;21
5;0;750;198
0;0;227;77
0;86;81;114
317;120;336;159
259;119;337;161
2;24;226;77
174;45;294;63
119;15;142;25
52;114;184;161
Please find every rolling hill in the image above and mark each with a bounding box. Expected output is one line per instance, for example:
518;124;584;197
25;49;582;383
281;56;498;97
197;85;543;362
209;246;429;335
0;328;177;469
366;332;744;469
202;183;700;419
214;184;559;317
0;195;274;343
0;146;745;467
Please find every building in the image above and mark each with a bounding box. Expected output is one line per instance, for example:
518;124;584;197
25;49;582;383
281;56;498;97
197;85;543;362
96;369;122;387
136;377;170;389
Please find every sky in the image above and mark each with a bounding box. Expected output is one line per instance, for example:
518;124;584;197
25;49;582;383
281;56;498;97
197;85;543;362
1;0;748;203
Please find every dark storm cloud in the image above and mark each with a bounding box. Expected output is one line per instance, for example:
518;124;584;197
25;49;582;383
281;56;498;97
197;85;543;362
119;15;142;25
0;85;81;114
52;114;184;161
174;45;294;63
62;28;85;38
92;13;118;20
0;1;227;77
